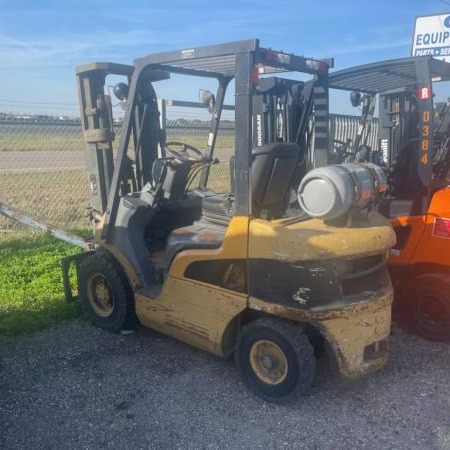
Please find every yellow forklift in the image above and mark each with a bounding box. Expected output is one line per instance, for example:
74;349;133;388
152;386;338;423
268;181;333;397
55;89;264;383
62;40;395;401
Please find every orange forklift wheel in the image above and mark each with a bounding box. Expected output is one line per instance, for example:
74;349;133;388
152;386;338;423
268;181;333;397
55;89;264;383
407;273;450;342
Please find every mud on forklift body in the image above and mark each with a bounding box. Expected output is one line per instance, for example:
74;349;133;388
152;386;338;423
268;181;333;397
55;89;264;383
329;56;450;341
63;39;395;401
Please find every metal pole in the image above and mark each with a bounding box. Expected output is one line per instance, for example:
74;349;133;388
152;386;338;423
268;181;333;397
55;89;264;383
0;203;86;248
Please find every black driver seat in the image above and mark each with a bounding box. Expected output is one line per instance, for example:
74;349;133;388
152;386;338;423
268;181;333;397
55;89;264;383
202;142;300;223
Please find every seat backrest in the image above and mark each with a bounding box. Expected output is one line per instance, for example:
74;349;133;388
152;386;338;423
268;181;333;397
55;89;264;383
251;143;300;219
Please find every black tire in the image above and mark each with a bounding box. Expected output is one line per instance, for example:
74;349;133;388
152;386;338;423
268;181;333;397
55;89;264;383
78;251;135;333
235;318;315;402
407;273;450;342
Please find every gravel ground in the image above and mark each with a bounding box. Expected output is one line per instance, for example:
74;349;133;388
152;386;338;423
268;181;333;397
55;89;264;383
1;319;450;450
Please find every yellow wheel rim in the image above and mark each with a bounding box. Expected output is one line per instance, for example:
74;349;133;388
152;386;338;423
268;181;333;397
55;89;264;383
87;273;114;317
249;340;288;385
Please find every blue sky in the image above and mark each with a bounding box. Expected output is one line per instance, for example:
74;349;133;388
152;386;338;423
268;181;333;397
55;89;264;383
0;0;448;115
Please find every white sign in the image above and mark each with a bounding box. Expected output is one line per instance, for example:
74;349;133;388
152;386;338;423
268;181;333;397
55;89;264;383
412;13;450;62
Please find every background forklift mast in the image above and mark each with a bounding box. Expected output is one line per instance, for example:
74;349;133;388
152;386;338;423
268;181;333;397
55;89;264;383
378;87;430;201
379;89;450;192
329;56;450;341
64;40;395;402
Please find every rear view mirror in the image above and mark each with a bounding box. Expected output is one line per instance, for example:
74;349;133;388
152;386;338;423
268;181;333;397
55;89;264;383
350;91;362;107
200;90;216;113
113;82;129;101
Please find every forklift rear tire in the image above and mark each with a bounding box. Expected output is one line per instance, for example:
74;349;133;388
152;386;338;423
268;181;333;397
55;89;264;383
78;251;135;333
235;318;315;402
407;273;450;342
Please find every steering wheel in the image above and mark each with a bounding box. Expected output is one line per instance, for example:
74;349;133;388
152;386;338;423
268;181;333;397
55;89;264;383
165;141;204;162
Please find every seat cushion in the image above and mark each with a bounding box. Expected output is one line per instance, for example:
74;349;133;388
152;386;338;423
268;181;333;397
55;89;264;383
164;221;226;270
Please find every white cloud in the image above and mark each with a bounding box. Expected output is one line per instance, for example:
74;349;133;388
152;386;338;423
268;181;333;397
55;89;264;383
0;29;190;69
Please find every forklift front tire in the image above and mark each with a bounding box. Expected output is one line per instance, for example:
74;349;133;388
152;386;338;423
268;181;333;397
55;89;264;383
235;318;315;402
78;252;135;333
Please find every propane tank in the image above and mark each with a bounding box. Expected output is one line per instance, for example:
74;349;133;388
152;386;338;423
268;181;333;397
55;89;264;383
297;163;387;221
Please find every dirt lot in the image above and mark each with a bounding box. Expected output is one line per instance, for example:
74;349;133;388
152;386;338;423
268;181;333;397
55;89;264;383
1;320;450;449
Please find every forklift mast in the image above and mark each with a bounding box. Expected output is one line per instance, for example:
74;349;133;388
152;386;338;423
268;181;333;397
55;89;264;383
252;77;304;145
432;99;450;181
250;75;323;188
76;63;133;215
251;76;317;148
372;61;435;197
76;63;170;218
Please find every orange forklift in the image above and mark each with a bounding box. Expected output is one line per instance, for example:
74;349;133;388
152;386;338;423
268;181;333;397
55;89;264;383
329;57;450;341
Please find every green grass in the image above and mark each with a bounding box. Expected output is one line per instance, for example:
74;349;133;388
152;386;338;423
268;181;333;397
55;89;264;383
0;132;234;152
204;162;231;192
0;169;90;229
0;233;82;336
0;133;84;151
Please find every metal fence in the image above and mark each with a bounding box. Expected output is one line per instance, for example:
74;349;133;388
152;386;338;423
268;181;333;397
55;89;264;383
330;113;379;150
0;117;89;237
0;105;379;240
